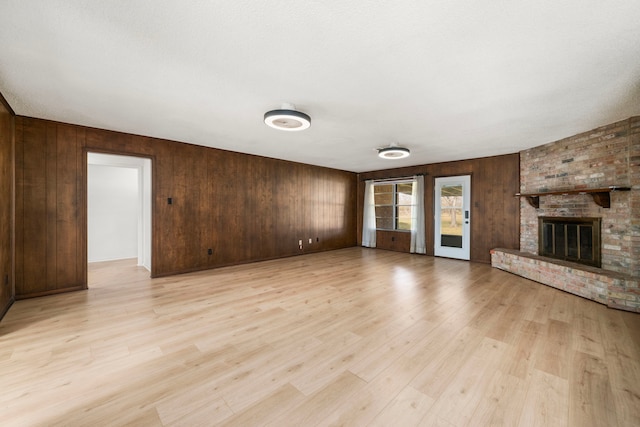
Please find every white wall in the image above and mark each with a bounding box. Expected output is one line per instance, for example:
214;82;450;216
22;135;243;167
88;153;152;269
88;164;139;262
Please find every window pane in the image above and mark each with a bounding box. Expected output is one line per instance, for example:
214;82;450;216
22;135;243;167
376;216;394;230
397;205;412;230
375;205;393;218
397;192;412;205
397;183;412;194
374;184;393;194
441;185;462;198
373;181;415;231
374;192;393;205
397;183;412;199
374;184;393;205
440;208;462;236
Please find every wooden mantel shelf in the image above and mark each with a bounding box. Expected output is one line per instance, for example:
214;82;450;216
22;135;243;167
516;186;631;208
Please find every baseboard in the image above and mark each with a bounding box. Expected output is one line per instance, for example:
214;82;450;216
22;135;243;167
16;286;86;300
0;296;15;322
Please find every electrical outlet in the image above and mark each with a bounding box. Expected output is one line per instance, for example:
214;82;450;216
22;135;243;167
298;240;302;246
207;248;212;255
308;238;312;244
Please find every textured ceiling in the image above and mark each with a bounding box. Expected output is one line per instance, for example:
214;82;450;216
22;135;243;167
1;1;639;173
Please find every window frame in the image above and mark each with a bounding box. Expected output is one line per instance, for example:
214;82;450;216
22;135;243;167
373;180;414;232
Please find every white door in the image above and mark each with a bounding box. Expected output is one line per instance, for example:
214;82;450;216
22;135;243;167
434;175;471;260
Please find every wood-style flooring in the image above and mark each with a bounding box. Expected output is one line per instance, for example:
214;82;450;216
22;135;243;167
1;248;639;426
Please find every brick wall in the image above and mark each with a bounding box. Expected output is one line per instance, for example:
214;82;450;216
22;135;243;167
491;248;640;312
520;116;640;277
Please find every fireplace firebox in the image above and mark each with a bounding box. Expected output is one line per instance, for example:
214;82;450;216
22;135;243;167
538;217;601;268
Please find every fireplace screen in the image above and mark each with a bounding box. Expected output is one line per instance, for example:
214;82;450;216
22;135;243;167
538;217;601;267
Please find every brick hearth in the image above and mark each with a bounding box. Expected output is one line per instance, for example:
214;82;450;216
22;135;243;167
491;116;639;312
491;248;639;312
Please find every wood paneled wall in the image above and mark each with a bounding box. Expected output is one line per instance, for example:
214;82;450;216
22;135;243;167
15;117;357;298
0;95;14;317
357;154;520;263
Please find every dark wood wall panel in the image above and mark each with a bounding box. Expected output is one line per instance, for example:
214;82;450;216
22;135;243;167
15;117;357;297
15;121;86;297
56;124;80;290
376;230;411;253
19;120;48;295
357;154;520;263
0;96;13;319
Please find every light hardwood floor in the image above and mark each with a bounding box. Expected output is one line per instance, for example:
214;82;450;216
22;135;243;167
1;248;639;426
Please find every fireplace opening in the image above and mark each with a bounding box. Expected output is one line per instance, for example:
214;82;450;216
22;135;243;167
538;217;601;267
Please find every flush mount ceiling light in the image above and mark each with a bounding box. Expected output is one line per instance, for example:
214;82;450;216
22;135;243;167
264;103;311;131
378;143;410;159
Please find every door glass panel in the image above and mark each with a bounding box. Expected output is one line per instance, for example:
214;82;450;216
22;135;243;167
439;184;463;248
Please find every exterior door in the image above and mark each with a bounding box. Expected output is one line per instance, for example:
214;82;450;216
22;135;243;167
434;175;471;260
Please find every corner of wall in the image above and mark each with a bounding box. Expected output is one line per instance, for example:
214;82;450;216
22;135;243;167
0;89;15;321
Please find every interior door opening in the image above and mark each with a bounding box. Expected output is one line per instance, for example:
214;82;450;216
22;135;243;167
87;153;152;285
434;175;471;260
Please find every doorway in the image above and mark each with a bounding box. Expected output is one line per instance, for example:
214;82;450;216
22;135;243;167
87;153;152;277
434;175;471;260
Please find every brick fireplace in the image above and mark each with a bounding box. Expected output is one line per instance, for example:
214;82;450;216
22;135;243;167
538;216;601;268
491;116;640;312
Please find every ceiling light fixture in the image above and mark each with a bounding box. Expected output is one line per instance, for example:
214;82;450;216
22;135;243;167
378;143;410;159
264;103;311;131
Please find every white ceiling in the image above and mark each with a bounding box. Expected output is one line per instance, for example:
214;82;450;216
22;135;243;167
1;1;639;173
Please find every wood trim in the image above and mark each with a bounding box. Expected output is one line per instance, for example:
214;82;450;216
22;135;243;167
360;173;427;182
81;147;157;278
15;286;85;300
0;90;15;116
0;296;14;321
516;186;631;209
0;94;14;315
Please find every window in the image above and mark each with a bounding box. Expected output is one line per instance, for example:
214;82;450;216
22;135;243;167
373;182;413;231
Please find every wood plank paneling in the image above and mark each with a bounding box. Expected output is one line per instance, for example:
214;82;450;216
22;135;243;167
376;230;411;253
19;119;48;296
45;122;57;290
56;124;80;290
0;94;13;319
14;117;357;297
357;154;520;263
15;119;86;297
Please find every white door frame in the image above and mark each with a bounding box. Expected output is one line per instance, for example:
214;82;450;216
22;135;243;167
434;175;471;260
87;153;152;272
